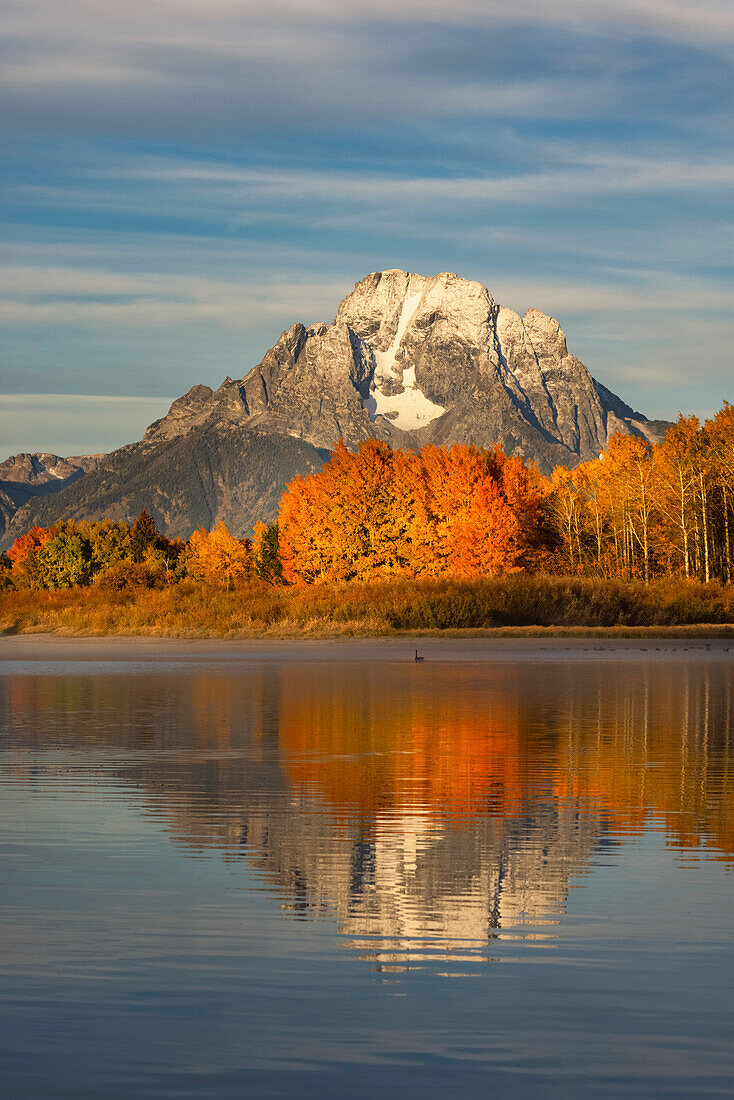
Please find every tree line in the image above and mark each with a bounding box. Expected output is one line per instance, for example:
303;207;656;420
0;510;282;592
278;439;549;582
278;404;734;585
2;403;733;591
551;404;734;583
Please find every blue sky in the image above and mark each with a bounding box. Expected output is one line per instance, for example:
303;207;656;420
1;0;733;455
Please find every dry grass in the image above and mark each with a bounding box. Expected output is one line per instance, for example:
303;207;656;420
2;574;734;638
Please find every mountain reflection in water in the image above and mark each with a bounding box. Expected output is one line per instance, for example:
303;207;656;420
3;652;733;978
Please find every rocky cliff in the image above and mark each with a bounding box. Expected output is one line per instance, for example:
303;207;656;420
146;269;666;465
2;270;668;545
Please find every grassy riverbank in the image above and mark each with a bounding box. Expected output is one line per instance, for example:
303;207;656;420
2;575;734;638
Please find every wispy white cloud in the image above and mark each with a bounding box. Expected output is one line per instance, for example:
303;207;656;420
11;148;727;248
0;393;170;406
0;59;577;119
2;0;731;150
463;219;734;270
493;271;734;317
0;263;347;329
5;1;734;50
3;258;733;333
128;153;734;212
0;4;602;136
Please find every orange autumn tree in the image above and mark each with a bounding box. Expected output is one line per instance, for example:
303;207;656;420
8;526;56;586
278;441;413;583
278;439;550;584
183;520;252;586
417;444;547;577
8;525;55;566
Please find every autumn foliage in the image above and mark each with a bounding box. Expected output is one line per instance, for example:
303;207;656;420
7;526;54;566
278;440;550;583
3;513;179;592
551;405;734;583
182;521;252;586
2;403;734;599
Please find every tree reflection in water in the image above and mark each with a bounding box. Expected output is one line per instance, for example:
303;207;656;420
2;651;733;973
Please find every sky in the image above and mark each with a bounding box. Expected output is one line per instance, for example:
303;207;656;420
1;0;733;456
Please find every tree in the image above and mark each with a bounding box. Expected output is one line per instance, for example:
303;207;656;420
657;416;700;579
37;526;93;589
278;440;549;583
0;552;12;591
707;403;734;582
8;526;54;567
183;521;252;586
88;519;134;571
550;466;584;570
607;434;656;583
253;522;285;584
130;510;160;562
8;526;56;589
280;440;413;583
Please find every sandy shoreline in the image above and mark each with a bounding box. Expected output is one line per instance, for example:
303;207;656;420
1;630;733;664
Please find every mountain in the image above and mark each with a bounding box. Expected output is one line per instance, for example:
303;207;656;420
145;269;665;462
0;452;103;541
1;427;327;545
1;270;669;547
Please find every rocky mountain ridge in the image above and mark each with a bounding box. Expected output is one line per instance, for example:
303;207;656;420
0;452;103;540
146;269;666;464
2;270;669;546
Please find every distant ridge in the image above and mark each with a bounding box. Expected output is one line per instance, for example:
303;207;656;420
0;452;103;541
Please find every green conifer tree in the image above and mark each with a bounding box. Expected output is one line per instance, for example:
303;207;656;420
130;510;160;562
255;523;285;584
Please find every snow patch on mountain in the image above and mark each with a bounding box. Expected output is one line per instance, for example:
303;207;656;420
363;364;446;430
372;283;423;384
361;278;445;430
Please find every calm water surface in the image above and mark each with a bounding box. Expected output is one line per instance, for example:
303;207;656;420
1;638;734;1098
